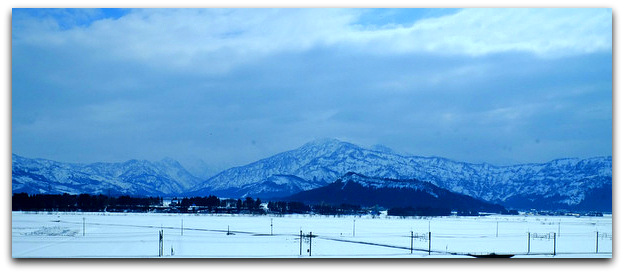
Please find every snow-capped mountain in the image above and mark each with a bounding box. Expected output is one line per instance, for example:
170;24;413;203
187;174;326;199
12;154;201;196
194;139;611;210
178;158;223;181
285;172;506;213
12;138;612;211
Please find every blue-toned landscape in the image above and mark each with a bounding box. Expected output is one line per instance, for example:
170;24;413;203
11;8;612;258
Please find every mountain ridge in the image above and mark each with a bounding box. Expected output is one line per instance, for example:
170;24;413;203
12;154;201;196
193;139;611;210
11;138;612;211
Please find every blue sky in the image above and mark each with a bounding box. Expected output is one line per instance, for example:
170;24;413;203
11;8;612;170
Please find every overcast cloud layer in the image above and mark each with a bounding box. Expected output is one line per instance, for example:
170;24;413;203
12;8;612;170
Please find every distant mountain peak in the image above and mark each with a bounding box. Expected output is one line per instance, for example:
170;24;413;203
304;138;344;146
369;144;396;154
300;138;355;151
160;157;179;164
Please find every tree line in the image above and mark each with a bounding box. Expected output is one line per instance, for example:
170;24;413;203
12;193;162;212
13;193;512;216
12;193;370;215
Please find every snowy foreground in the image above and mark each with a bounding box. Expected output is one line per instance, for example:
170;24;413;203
12;211;612;258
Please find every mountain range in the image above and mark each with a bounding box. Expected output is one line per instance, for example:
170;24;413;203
12;154;200;196
12;138;612;211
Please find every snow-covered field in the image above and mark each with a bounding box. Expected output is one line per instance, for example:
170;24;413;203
11;211;612;258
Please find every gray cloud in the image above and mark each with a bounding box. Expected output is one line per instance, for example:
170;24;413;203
12;8;612;168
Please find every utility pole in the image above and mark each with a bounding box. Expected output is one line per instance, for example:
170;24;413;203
158;230;164;257
527;232;531;254
496;221;499;237
299;230;303;256
309;232;313;256
553;233;557;256
596;231;599;253
428;231;432;255
352;219;356;237
410;231;414;254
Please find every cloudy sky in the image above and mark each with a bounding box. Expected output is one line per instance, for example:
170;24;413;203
11;8;612;171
